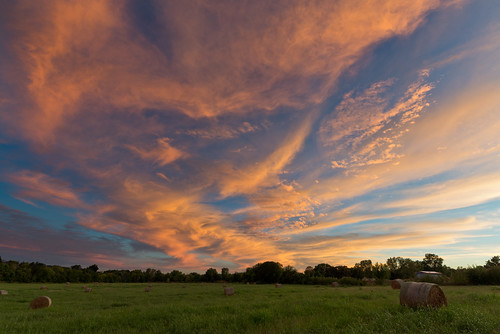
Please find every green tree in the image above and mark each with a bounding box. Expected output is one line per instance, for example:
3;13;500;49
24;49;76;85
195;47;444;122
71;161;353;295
422;253;444;271
372;262;390;280
87;264;99;272
281;265;299;283
485;256;500;268
304;266;314;277
386;257;421;279
253;261;283;283
314;263;333;277
355;260;373;278
221;267;229;281
204;268;219;282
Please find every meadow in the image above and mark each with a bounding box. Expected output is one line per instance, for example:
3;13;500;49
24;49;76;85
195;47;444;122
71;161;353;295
0;283;499;333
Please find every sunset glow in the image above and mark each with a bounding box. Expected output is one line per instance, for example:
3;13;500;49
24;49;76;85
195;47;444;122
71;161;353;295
1;0;499;272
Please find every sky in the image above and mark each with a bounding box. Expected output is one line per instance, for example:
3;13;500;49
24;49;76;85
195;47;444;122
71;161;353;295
1;0;500;273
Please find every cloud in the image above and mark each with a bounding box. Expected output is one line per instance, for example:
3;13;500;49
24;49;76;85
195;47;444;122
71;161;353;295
320;71;434;170
1;0;458;145
127;138;188;166
7;171;86;209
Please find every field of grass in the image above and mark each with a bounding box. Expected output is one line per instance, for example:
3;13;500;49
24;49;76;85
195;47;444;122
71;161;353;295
0;283;499;333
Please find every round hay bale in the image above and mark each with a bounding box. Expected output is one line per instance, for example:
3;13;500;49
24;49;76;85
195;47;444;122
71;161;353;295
391;279;404;290
0;290;8;295
224;287;234;296
399;282;447;308
331;282;339;287
29;296;52;309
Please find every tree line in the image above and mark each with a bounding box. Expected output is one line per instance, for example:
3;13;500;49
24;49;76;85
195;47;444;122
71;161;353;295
1;254;499;285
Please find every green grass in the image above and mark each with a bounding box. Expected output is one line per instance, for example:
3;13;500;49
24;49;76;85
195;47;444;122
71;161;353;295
0;283;499;333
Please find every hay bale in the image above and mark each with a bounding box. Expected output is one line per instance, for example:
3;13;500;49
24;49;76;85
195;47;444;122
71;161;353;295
224;287;234;296
0;290;8;295
331;282;339;287
391;279;404;290
275;283;282;288
399;282;447;308
85;287;92;293
29;296;52;309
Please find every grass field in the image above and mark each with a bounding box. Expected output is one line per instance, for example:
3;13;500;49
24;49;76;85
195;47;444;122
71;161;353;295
0;283;499;333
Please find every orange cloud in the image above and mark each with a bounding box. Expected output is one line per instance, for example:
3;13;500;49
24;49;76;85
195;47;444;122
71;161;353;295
127;138;188;166
2;0;461;146
7;170;86;209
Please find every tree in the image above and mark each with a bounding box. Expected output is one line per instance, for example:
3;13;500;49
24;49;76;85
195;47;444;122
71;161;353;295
314;263;333;277
485;256;500;268
87;264;99;272
204;268;219;282
355;260;373;278
253;261;283;283
372;263;390;280
304;266;314;277
221;267;229;281
169;270;185;282
422;253;444;271
281;265;299;284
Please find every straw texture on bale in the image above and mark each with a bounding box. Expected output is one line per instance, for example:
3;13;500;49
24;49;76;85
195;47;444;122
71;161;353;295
391;279;405;290
0;290;8;295
29;296;52;309
399;282;447;308
224;287;234;296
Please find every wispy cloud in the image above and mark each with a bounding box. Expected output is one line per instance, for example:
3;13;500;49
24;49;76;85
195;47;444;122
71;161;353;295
7;171;86;209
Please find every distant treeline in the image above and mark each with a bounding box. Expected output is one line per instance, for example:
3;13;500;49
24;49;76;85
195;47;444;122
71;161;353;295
1;254;499;285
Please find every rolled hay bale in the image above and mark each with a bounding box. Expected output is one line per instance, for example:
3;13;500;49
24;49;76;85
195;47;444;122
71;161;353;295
85;287;92;293
0;290;8;295
29;296;52;309
391;279;405;290
331;282;339;287
399;282;447;308
275;283;282;288
224;287;234;296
